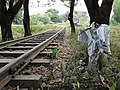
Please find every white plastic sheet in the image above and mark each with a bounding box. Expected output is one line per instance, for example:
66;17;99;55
78;22;111;62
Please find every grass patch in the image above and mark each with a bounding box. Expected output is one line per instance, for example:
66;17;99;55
49;48;58;59
66;25;120;61
110;26;120;59
65;25;120;89
0;24;63;42
66;25;87;61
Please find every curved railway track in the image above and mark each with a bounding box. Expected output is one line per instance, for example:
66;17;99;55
0;28;65;90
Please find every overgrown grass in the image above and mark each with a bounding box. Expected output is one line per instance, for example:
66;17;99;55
30;24;60;35
0;24;63;41
66;24;87;60
110;26;120;59
66;25;120;89
12;25;24;39
66;25;120;61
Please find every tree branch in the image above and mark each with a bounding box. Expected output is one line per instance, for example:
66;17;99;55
100;0;114;24
8;0;25;20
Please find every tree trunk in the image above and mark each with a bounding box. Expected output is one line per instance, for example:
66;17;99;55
0;0;13;41
84;0;95;24
84;0;103;24
100;0;114;25
1;13;13;41
84;0;114;25
23;0;31;37
68;0;75;34
0;0;25;41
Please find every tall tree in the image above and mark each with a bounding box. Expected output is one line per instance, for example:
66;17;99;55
61;0;78;34
100;0;114;25
84;0;114;25
84;0;100;24
68;0;75;34
0;0;25;41
23;0;31;37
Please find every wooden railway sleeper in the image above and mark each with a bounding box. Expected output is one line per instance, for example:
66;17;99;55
0;28;65;89
9;61;25;75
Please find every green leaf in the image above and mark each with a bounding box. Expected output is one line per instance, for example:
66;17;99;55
109;83;116;90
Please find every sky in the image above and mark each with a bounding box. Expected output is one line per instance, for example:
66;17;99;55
29;0;104;15
29;0;88;15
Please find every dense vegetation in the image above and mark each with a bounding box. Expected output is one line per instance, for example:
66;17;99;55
65;25;120;90
112;0;120;24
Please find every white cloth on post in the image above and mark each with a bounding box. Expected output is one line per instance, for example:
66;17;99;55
78;22;111;62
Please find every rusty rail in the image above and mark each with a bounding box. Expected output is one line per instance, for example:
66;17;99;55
0;30;57;50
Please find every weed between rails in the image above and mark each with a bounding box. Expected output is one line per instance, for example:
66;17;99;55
49;48;58;59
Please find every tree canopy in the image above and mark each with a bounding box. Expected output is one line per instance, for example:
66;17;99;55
112;0;120;23
46;8;60;23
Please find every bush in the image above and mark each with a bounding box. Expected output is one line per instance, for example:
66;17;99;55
39;14;51;24
51;15;61;23
30;15;39;25
30;13;51;25
46;8;61;23
12;25;24;39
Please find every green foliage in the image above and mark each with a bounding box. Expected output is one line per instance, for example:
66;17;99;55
79;12;88;24
49;48;58;59
39;14;51;24
72;55;81;62
109;83;116;90
30;14;39;25
13;8;23;25
0;24;58;41
30;9;61;25
51;15;61;23
63;11;69;22
68;33;86;55
37;21;44;25
46;8;61;23
112;0;120;23
30;24;58;35
12;25;24;39
30;25;43;34
30;13;50;25
46;8;59;15
73;11;88;25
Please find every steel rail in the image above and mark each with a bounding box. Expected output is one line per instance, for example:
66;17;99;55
0;29;64;89
0;30;57;50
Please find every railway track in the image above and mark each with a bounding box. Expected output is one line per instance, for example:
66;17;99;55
0;28;65;90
